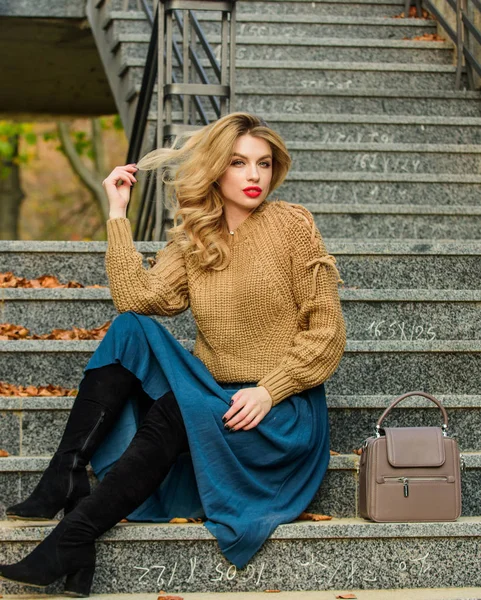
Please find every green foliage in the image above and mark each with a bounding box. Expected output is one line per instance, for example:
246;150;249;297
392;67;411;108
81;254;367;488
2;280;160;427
0;121;38;179
0;116;124;178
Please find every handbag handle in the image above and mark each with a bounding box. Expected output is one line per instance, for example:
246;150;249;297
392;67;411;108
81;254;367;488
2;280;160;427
376;391;449;436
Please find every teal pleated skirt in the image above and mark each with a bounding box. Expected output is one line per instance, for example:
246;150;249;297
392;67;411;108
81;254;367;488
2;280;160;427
84;311;330;568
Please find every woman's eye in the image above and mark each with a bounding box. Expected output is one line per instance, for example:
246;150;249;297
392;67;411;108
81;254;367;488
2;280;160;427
231;160;244;166
260;162;271;168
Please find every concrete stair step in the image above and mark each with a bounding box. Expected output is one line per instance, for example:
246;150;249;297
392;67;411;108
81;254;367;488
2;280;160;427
105;11;437;39
233;87;481;117
144;61;462;92
2;590;481;600
247;113;481;145
283;141;481;175
2;240;481;289
279;179;481;206
132;85;481;117
0;452;478;521
1;288;480;340
0;338;480;393
2;392;481;456
307;205;481;239
142;108;465;144
1;517;480;593
219;0;407;17
114;34;454;64
197;13;438;39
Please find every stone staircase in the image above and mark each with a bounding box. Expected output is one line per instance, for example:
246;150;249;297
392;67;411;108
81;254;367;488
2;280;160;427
2;0;481;596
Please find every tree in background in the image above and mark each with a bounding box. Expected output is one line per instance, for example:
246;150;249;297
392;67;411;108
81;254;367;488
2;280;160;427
0;115;132;241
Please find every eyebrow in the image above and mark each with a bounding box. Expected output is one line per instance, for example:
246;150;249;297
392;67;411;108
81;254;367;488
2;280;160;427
232;153;272;160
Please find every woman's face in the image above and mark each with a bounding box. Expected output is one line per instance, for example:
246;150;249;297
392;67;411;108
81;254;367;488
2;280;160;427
217;134;273;218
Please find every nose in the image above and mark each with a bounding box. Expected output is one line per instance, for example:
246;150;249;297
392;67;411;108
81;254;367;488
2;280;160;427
246;163;260;182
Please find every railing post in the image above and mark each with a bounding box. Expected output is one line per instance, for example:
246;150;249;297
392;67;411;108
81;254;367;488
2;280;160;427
128;0;237;240
456;0;465;88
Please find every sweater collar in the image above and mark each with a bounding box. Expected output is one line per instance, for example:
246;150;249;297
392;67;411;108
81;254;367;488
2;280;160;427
226;199;270;245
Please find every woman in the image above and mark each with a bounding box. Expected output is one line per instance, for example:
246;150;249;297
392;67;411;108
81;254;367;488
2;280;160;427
0;113;346;597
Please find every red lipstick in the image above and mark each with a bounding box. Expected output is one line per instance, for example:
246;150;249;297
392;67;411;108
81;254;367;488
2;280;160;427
243;186;262;198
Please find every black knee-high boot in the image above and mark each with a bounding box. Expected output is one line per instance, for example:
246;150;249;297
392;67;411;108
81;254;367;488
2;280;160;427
6;363;143;521
0;391;189;598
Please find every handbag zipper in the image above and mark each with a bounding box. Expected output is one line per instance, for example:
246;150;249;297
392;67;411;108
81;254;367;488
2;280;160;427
383;476;449;498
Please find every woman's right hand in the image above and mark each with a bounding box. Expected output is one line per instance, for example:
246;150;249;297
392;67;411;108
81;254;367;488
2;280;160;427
102;164;138;217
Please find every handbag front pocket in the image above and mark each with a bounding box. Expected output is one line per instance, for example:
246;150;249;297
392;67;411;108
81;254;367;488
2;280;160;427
383;475;452;498
372;475;459;522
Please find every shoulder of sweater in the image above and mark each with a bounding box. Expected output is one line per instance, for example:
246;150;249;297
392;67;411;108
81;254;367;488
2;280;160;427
265;199;316;238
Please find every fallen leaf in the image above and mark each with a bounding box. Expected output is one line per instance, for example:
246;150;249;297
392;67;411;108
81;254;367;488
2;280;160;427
0;321;111;341
0;449;9;457
0;380;77;397
169;517;203;524
404;32;445;41
353;448;363;455
394;6;429;17
157;596;184;600
296;511;332;521
330;449;340;455
336;595;357;599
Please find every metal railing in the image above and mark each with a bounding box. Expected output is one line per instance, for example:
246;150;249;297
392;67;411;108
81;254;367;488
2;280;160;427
122;0;236;240
407;0;481;90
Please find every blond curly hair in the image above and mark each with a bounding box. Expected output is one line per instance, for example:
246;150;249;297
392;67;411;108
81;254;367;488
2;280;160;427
136;112;292;270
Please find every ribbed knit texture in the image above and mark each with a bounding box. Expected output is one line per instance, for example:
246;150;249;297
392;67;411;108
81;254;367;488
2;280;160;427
105;200;346;405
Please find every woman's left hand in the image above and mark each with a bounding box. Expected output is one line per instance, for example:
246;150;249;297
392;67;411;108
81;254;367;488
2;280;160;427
222;386;273;431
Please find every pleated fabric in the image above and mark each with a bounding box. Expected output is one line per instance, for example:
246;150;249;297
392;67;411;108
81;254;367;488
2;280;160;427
85;311;330;568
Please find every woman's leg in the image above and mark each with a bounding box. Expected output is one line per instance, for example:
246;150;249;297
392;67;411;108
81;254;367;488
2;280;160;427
7;362;142;520
0;390;189;597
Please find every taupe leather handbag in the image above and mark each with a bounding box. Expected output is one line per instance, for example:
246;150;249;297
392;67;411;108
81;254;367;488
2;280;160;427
358;391;462;522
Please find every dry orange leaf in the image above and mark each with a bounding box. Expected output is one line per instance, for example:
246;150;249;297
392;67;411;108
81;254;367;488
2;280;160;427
336;595;357;599
0;321;111;341
0;380;77;397
169;517;203;524
297;511;332;521
404;33;445;41
330;449;340;455
394;6;429;18
157;596;183;600
0;449;9;457
353;448;363;455
0;271;107;289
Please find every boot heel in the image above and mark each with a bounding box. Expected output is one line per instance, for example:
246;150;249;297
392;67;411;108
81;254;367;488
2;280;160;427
64;565;94;598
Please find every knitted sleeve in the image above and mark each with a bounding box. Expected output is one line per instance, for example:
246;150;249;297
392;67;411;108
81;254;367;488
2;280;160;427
257;204;346;405
105;218;189;316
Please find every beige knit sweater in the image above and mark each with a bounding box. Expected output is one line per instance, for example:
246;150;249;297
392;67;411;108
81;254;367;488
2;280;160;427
105;199;346;405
